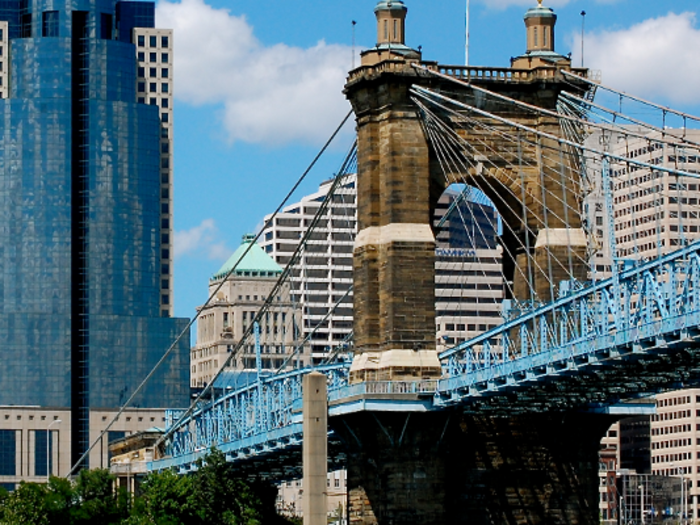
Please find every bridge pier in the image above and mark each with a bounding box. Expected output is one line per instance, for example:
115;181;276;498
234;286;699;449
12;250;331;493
335;411;614;525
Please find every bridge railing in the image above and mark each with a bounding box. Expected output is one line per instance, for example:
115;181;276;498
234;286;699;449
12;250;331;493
162;363;349;461
437;241;700;405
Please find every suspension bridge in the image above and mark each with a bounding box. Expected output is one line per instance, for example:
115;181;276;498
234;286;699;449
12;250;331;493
138;2;700;524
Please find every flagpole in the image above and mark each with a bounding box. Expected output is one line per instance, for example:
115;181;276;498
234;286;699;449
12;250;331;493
465;0;470;66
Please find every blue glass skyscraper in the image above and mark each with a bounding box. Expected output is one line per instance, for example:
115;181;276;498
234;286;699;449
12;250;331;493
0;0;189;474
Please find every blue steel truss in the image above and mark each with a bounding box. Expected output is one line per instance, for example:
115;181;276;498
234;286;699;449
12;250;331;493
151;240;700;475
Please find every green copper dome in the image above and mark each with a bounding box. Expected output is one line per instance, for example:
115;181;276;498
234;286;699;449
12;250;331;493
211;234;282;281
374;0;407;14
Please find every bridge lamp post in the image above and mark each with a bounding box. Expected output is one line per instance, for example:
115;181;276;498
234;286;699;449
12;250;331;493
639;484;645;525
46;419;61;481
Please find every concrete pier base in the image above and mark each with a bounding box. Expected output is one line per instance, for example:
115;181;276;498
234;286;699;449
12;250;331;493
302;372;328;525
335;411;614;525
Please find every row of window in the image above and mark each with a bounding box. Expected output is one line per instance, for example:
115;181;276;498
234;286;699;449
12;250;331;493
138;65;169;78
136;97;169;108
137;34;169;49
137;81;169;94
137;51;168;64
653;438;694;449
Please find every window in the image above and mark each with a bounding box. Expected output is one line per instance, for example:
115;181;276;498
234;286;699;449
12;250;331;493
138;34;145;47
161;98;169;108
100;13;112;39
149;98;156;105
149;52;156;62
161;83;168;93
533;26;538;47
161;52;168;62
161;142;169;153
137;82;145;92
21;13;31;38
137;66;144;77
43;11;59;37
161;35;169;47
149;67;156;77
149;82;156;92
0;29;4;40
162;112;169;123
150;35;156;47
161;294;170;305
35;430;52;477
0;431;16;476
137;97;145;103
161;68;168;78
138;51;145;61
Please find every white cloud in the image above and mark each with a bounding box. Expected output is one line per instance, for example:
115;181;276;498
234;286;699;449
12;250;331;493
156;0;352;145
174;219;231;260
574;12;700;105
477;0;621;9
477;0;570;9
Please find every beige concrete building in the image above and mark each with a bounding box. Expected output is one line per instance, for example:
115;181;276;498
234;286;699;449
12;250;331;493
651;390;700;522
0;406;169;489
612;130;700;260
260;174;356;364
191;234;306;388
134;27;174;318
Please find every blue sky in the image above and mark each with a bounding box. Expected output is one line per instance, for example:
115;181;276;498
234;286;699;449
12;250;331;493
160;0;700;323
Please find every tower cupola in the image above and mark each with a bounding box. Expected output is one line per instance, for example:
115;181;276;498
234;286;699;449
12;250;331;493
359;0;420;67
374;0;407;46
510;0;570;69
524;0;556;53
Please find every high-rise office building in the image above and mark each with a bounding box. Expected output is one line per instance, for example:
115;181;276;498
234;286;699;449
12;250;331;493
261;175;357;364
0;0;189;484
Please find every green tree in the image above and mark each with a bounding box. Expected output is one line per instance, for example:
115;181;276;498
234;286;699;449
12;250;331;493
192;449;262;525
70;469;129;525
1;482;50;525
127;469;198;525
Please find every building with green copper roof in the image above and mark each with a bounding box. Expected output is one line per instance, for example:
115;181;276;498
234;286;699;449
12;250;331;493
211;233;283;281
192;234;306;388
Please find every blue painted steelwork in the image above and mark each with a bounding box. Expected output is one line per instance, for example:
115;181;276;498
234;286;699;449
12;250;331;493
152;240;700;475
152;364;349;473
437;239;700;405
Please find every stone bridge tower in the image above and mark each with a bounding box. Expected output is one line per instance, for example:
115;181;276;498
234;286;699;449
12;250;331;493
338;2;606;525
345;0;590;384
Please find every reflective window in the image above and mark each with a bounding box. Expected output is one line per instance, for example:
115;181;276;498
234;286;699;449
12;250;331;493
161;35;168;47
42;11;59;37
149;35;156;47
137;34;144;47
0;431;15;476
34;430;52;477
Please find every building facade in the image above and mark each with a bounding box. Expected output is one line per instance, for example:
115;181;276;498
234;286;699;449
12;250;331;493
260;175;357;364
191;234;306;388
0;0;189;484
434;190;504;352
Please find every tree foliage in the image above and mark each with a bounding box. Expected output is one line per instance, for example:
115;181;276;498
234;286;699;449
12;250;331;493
0;450;299;525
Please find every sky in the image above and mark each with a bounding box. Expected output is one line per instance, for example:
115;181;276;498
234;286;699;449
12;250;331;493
161;0;700;325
